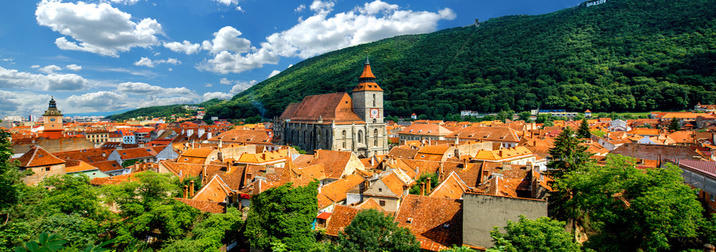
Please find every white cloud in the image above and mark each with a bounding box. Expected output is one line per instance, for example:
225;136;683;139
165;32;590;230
214;0;239;6
38;65;62;74
295;4;306;12
220;77;233;85
0;66;88;91
201;26;252;54
65;64;82;71
0;91;51;116
67;91;127;111
268;70;281;78
196;0;455;74
133;57;182;68
236;6;245;12
203;92;233;101
117;82;193;96
163;40;201;55
230;80;257;93
110;0;142;5
36;0;163;57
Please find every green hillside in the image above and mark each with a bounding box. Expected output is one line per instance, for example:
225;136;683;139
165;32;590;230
207;0;716;120
106;99;222;121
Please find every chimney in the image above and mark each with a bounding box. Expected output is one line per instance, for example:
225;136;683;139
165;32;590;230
439;162;444;181
183;185;188;199
226;161;231;173
202;165;207;184
363;179;370;191
370;156;375;167
189;180;195;198
420;182;425;196
426;177;432;195
463;158;469;170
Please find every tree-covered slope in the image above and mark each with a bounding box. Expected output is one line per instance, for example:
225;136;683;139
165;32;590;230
106;99;223;121
210;0;716;119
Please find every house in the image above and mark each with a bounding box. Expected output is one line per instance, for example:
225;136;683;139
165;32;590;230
609;119;632;132
414;145;456;162
15;146;66;185
316;174;365;212
446;126;521;148
394;195;463;251
473;146;542;169
668;159;716;214
64;160;108;180
108;147;158;166
398;124;453;144
361;170;411;212
90;160;126;176
293;150;365;184
428;172;470;199
120;131;136;144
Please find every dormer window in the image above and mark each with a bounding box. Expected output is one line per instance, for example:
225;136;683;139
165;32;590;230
406;218;413;224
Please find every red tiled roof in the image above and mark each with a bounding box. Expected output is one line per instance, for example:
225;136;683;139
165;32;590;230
399;124;453;136
325;205;360;237
278;93;365;124
395;195;463;251
174;198;226;213
447;126;520;143
16;146;65;168
193;175;231;202
90;160;123;173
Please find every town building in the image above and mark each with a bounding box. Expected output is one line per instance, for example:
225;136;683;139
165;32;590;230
42;97;64;139
273;58;388;158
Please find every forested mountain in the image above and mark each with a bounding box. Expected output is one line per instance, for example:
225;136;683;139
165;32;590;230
211;0;715;119
106;99;222;121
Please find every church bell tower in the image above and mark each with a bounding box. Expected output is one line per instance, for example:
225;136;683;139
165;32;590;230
352;57;384;124
42;97;64;138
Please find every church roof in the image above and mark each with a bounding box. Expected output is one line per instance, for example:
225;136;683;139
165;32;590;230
279;93;365;124
353;58;383;92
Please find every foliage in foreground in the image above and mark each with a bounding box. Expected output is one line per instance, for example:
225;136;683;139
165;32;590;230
487;216;580;252
337;209;420;252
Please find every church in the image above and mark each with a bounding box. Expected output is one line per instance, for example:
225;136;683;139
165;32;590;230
273;58;388;158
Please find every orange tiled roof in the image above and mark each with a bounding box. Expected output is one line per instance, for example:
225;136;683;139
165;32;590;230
193;175;231;202
399;124;452;136
278;93;365;124
294;150;355;179
174;198;226;213
318;174;364;208
117;147;157;160
355;198;384;211
65;160;99;173
395;195;463;251
380;172;407;197
447;126;520;143
325;205;360;236
429;172;469;199
388;146;419;159
474;146;534;161
16;146;65;168
209;128;272;144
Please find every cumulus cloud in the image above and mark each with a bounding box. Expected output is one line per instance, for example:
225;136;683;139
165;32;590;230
0;66;88;91
133;57;181;68
197;0;455;74
214;0;239;6
65;64;82;71
236;6;245;13
38;65;62;74
201;26;252;54
66;91;127;111
203;92;233;101
0;91;52;116
230;80;257;94
163;40;200;55
117;82;193;96
295;4;306;12
268;70;281;78
36;0;163;57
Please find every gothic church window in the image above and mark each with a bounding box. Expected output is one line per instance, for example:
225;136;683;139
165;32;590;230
358;130;363;143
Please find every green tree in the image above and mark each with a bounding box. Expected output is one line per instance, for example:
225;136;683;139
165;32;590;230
161;208;244;252
0;129;20;212
577;119;591;139
547;127;591;180
409;173;438;195
42;175;104;219
518;111;532;123
440;245;475;252
337;209;420;252
562;155;703;251
245;181;319;251
668;117;680;131
487;216;580;252
12;232;67;252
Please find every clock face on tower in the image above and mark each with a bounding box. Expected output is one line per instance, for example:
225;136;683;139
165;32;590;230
370;108;379;118
50;118;56;122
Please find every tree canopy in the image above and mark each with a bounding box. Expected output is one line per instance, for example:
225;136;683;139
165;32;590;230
488;215;581;252
337;209;420;252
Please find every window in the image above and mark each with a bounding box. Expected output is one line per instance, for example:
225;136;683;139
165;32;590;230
342;141;346;149
373;94;376;107
378;188;382;192
711;194;715;202
357;130;363;143
379;200;386;207
342;130;346;138
45;167;51;171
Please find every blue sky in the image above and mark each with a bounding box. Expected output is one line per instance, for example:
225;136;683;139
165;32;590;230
0;0;584;117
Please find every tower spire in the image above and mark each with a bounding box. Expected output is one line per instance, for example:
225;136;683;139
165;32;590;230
353;57;381;92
